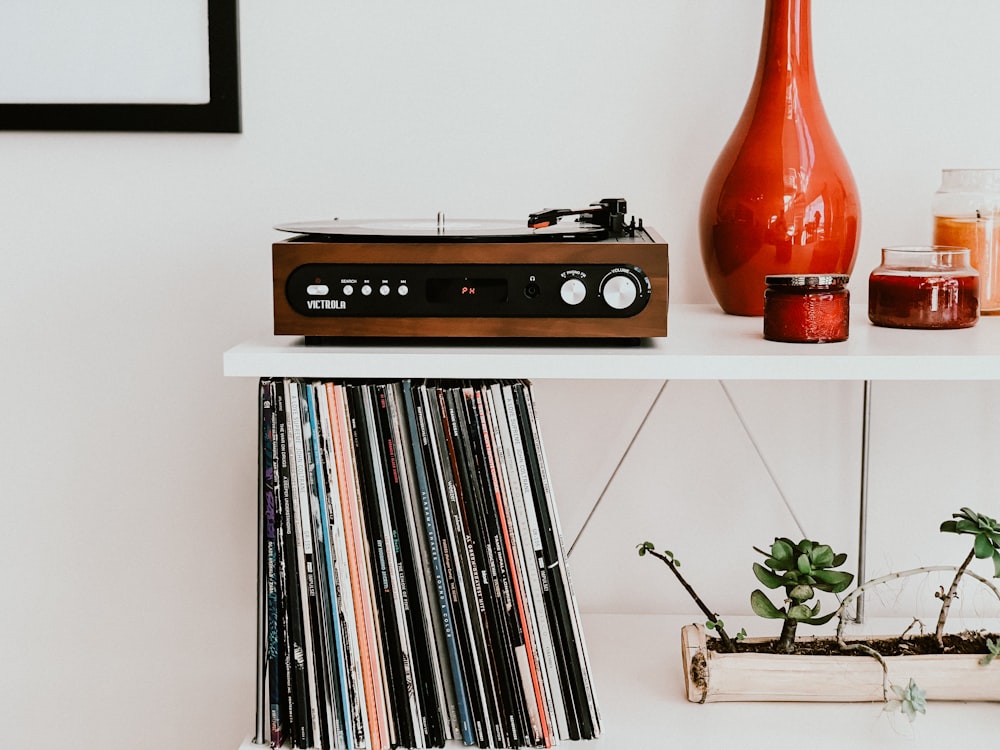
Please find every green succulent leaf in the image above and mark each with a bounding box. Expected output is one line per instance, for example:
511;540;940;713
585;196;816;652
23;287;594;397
752;562;786;589
787;603;817;621
979;638;1000;666
940;519;959;534
769;538;795;568
975;533;996;559
802;610;837;626
812;569;855;593
788;584;815;603
796;554;812;575
993;550;1000;579
750;589;786;620
832;552;848;567
810;544;834;568
964;508;1000;531
642;541;660;553
943;508;1000;538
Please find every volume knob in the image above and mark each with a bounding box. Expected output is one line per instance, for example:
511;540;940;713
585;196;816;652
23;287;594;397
602;274;638;310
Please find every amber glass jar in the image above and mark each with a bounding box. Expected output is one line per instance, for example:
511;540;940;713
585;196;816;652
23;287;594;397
932;169;1000;313
868;246;979;329
763;274;850;343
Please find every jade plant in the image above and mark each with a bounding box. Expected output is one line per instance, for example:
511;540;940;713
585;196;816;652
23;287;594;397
750;537;855;653
638;537;853;654
639;506;1000;719
636;543;743;652
641;513;1000;657
833;507;1000;649
935;507;1000;647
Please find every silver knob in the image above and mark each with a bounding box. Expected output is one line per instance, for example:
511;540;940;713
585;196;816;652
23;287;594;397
603;274;638;309
560;278;587;305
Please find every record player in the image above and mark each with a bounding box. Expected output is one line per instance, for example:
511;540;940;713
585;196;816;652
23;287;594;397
272;198;668;342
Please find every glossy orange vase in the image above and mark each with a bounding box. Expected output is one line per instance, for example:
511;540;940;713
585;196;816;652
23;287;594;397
699;0;860;316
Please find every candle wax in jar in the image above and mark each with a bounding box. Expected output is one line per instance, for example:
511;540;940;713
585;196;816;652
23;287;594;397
868;271;979;329
763;290;850;343
933;215;1000;313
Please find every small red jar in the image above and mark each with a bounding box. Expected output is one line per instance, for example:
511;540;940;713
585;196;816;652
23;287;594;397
868;246;979;329
763;274;850;343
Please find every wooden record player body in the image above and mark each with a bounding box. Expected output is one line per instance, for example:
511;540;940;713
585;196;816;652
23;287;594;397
272;228;668;340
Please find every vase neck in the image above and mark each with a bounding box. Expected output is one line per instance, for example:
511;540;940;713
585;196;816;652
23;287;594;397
758;0;814;85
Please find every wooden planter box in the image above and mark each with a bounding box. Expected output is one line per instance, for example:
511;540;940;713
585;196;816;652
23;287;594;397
681;623;1000;704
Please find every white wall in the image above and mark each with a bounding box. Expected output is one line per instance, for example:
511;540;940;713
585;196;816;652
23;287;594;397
2;2;1000;748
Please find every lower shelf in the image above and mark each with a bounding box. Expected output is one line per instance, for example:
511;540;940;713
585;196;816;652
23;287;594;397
241;613;999;750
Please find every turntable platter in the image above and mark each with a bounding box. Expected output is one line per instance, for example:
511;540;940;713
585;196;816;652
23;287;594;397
274;217;608;242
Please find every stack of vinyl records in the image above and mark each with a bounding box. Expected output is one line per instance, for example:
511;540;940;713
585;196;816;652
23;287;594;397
256;378;600;750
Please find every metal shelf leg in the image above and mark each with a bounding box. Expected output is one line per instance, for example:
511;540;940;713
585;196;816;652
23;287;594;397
856;379;872;622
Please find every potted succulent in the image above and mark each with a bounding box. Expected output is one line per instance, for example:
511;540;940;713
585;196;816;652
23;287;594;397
638;507;1000;717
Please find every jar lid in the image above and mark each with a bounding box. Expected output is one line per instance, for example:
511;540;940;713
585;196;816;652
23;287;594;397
765;273;849;288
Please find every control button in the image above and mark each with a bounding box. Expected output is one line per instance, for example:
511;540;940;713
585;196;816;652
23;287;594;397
361;284;373;296
398;284;409;296
306;284;330;296
560;278;587;306
379;284;391;296
603;274;638;309
342;284;355;296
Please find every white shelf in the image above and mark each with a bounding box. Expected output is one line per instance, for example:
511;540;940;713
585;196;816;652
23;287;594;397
228;310;1000;749
224;304;1000;381
241;614;999;750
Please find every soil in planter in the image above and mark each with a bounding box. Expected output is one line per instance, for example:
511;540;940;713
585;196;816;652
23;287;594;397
707;630;998;657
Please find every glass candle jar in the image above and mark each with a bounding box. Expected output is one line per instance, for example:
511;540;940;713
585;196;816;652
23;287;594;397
932;169;1000;313
868;246;979;329
763;274;850;343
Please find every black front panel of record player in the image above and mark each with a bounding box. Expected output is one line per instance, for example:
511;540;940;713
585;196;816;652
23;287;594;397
286;263;652;318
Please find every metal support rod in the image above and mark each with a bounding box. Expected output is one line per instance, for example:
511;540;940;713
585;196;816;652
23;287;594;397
856;379;873;622
720;381;809;540
568;378;875;627
568;380;669;556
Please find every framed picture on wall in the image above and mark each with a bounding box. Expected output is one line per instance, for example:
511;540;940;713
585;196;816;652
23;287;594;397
0;0;240;133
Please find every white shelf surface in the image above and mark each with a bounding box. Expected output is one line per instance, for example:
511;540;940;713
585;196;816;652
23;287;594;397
230;306;1000;749
224;304;1000;381
240;613;999;750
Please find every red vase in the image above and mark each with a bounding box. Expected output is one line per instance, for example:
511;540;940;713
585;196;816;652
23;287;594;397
699;0;860;316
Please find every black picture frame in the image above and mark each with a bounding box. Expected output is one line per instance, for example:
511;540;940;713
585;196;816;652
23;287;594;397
0;0;240;133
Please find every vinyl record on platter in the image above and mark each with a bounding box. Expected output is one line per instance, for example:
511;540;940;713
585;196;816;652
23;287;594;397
274;217;607;242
